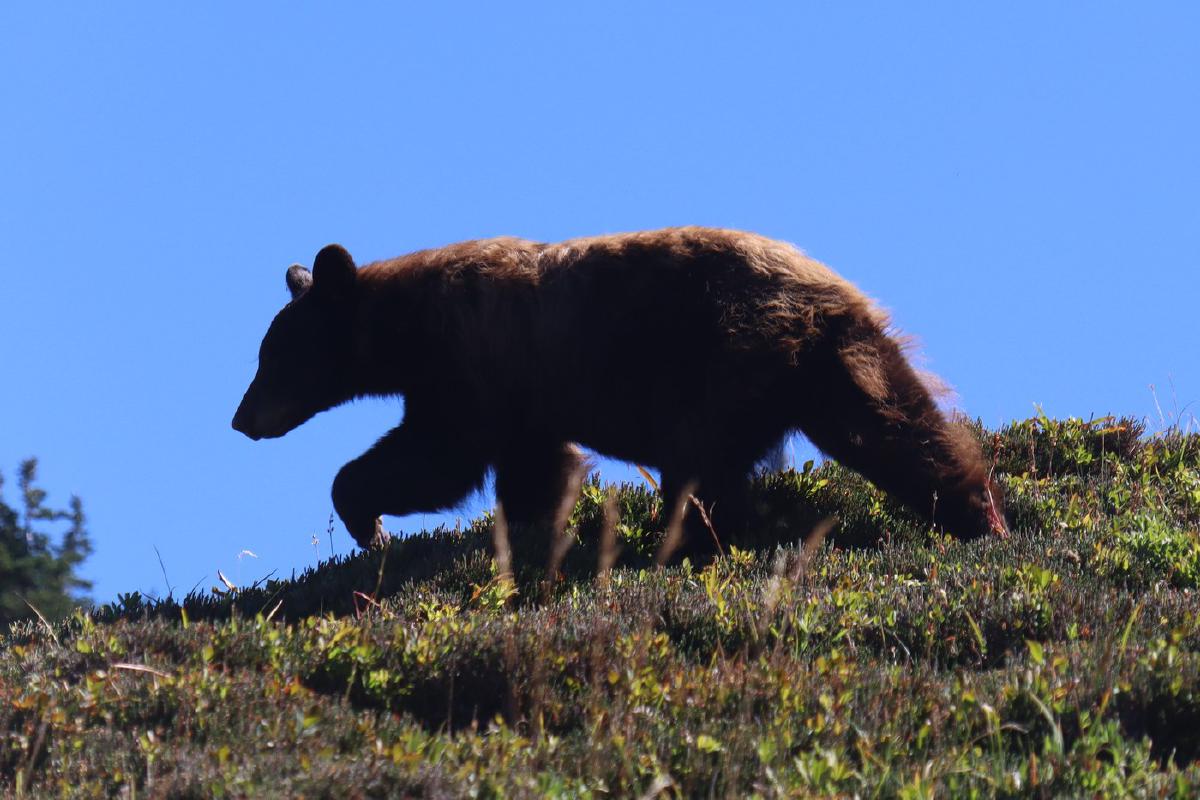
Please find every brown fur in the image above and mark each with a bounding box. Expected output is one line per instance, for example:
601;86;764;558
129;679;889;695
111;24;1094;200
233;227;1007;559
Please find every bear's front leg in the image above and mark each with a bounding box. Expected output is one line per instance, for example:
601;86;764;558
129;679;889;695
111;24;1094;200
494;442;587;566
332;420;491;549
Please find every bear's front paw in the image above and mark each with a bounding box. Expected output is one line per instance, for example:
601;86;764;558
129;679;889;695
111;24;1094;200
369;517;391;549
345;515;387;549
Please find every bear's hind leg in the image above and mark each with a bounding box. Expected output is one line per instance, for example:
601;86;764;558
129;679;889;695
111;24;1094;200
658;471;721;563
659;439;772;564
333;420;491;549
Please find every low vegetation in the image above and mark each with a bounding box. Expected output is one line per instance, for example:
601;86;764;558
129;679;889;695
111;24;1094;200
3;415;1200;797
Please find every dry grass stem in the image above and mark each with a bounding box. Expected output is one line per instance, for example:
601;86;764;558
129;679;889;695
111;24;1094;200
491;503;514;583
596;490;621;589
789;516;835;584
655;481;697;566
112;662;171;680
545;459;589;587
689;493;724;556
19;596;58;646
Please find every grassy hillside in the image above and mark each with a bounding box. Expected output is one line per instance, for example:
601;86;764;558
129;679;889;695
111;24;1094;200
3;415;1200;798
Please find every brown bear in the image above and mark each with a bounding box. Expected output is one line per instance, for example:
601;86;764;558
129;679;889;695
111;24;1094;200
232;227;1007;560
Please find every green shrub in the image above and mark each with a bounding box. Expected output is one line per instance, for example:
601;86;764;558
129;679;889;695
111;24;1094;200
6;414;1200;797
1093;513;1200;589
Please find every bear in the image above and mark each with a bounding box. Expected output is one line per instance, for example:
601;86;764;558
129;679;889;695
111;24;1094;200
232;227;1007;561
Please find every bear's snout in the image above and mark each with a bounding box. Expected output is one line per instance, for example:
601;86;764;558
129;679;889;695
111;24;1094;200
232;385;302;440
232;384;272;440
231;398;262;440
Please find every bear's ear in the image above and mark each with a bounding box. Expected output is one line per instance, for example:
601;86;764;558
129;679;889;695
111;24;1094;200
312;244;357;298
285;264;313;300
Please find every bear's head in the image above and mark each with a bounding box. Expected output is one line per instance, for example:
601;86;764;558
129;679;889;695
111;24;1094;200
919;419;1010;540
232;244;358;440
936;475;1009;540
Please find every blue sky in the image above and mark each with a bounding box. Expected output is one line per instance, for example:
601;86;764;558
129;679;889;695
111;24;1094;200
2;4;1197;603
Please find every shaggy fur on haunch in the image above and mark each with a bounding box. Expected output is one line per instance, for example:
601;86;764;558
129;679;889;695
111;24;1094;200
233;227;1007;559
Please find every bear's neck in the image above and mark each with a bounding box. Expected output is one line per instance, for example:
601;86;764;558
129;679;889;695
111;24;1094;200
347;283;431;399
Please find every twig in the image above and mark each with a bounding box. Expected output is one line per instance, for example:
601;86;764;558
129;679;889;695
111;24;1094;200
216;570;237;593
248;570;277;591
154;545;174;600
635;465;659;491
655;481;697;566
689;494;724;556
17;716;49;795
255;582;287;619
112;662;171;679
360;531;394;619
18;596;58;646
